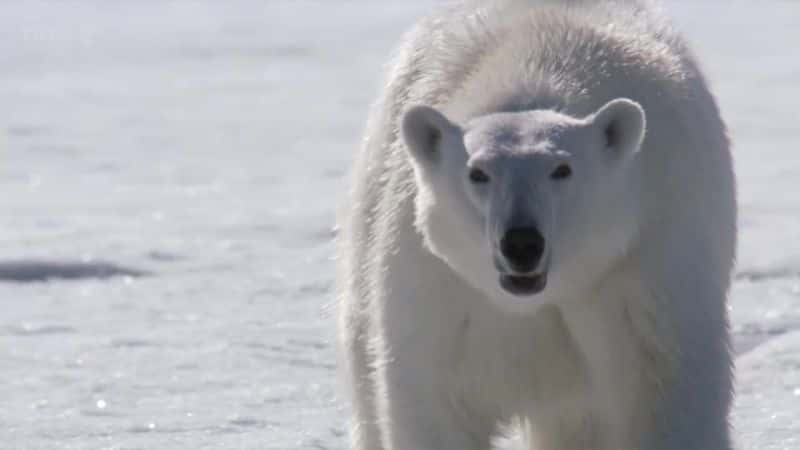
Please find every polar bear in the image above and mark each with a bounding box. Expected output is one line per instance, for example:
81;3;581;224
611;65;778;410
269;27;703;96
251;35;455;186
337;1;737;449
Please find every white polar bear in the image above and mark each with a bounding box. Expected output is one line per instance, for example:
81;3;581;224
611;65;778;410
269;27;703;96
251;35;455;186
337;1;737;449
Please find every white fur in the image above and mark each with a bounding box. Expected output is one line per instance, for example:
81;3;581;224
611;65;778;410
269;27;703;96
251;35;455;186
337;1;737;449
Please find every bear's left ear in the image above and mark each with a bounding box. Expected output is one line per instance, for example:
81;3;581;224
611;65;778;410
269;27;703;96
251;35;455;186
589;98;646;158
401;105;461;169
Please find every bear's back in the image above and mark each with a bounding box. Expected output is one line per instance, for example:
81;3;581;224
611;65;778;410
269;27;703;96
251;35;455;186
399;0;689;116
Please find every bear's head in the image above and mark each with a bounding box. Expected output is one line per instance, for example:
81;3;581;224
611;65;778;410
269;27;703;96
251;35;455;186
401;99;646;313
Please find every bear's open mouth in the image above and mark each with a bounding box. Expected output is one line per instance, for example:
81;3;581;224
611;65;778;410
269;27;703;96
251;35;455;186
499;273;547;296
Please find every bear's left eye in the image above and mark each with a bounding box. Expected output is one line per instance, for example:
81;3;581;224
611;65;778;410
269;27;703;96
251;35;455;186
469;168;490;183
550;164;572;180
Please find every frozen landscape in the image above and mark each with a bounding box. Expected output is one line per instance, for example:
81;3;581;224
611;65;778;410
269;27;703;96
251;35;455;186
0;1;798;449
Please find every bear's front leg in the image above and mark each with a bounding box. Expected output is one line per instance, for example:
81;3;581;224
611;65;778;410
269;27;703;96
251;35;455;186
339;314;383;450
376;356;494;450
646;335;734;450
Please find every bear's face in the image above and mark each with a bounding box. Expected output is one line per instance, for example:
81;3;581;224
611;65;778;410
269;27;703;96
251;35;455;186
401;99;646;313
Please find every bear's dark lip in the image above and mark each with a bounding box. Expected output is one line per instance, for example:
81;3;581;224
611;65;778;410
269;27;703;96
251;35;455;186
499;272;547;296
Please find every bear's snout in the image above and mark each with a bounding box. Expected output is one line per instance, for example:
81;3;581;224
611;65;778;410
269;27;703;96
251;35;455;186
500;227;545;273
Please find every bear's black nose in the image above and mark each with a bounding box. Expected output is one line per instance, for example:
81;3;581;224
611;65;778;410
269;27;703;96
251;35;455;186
500;227;545;273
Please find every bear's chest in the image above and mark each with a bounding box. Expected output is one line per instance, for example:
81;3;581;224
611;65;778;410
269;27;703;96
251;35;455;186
448;304;593;417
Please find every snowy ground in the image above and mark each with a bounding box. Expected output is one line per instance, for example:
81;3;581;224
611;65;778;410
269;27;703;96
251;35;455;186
1;1;798;449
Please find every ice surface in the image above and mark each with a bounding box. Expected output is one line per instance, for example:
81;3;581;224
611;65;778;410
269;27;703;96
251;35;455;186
0;1;798;449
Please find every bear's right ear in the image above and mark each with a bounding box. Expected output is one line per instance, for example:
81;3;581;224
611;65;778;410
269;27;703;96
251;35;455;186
589;98;646;159
401;105;460;168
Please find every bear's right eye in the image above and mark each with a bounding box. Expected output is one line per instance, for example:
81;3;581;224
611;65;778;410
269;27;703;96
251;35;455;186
468;168;490;183
551;164;572;180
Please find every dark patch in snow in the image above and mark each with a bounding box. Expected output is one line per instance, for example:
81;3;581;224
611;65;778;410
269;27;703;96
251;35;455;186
146;250;186;262
3;324;77;336
287;338;328;350
322;167;346;179
227;416;273;428
734;323;790;356
286;358;336;370
109;338;159;348
0;260;150;282
735;268;799;283
7;124;50;137
306;226;337;242
292;279;332;299
249;223;281;234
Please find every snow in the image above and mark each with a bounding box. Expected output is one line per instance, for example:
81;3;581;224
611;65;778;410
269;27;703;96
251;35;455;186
0;1;797;449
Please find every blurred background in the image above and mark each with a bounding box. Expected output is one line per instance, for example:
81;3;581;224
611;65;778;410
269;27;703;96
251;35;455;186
1;1;798;449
